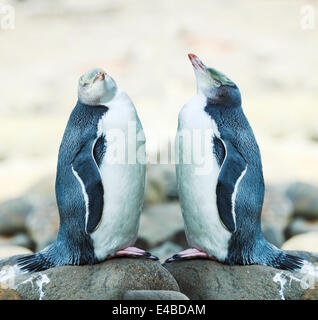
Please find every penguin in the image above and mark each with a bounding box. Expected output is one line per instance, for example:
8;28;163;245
17;68;158;272
165;54;304;271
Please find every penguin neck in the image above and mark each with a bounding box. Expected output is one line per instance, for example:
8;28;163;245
100;88;128;109
206;98;241;110
203;101;244;128
191;92;208;109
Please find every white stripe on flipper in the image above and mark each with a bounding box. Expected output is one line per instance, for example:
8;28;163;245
231;165;248;232
218;137;227;173
90;136;104;232
91;136;100;170
71;165;89;233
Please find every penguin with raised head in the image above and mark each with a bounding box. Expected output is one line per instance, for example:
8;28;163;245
166;54;304;271
18;68;157;272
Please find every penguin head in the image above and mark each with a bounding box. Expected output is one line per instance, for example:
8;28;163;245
78;68;117;106
188;54;241;107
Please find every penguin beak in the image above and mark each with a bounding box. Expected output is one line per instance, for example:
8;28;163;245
94;71;105;83
189;54;236;89
188;53;215;92
188;53;209;76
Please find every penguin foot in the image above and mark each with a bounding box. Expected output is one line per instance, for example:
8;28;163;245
165;248;215;263
112;247;159;260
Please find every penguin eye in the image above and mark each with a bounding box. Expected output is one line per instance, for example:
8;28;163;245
213;79;222;87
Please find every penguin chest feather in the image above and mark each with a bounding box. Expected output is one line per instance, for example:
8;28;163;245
90;90;146;261
176;94;232;261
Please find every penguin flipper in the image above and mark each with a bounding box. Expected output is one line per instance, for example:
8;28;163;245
216;139;247;233
72;139;104;234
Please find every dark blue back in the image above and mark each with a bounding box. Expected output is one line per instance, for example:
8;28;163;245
204;103;265;263
55;101;108;264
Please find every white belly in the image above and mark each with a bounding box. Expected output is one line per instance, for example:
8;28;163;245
176;94;231;261
90;90;146;261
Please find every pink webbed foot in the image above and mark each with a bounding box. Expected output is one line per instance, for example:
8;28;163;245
111;246;159;260
165;248;216;263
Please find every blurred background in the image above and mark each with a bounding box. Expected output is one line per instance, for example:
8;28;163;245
0;0;318;260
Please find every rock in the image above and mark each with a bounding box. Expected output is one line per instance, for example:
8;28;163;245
301;282;318;300
291;251;318;300
145;165;178;204
0;175;57;244
134;237;151;251
0;236;10;246
2;258;179;300
151;241;183;262
167;230;188;249
145;166;166;204
0;197;33;236
261;185;294;247
0;254;24;269
286;250;318;264
286;217;318;239
139;202;184;248
0;288;21;300
286;183;318;219
123;290;189;300
0;245;32;260
25;196;59;250
0;233;34;251
282;232;318;253
10;233;35;250
164;252;318;300
25;174;55;197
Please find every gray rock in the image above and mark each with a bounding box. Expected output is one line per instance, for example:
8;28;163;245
0;197;33;236
0;193;58;251
286;250;318;263
123;290;189;300
286;182;318;219
0;245;32;260
167;230;188;249
261;185;294;247
0;254;24;269
291;251;318;300
286;217;318;239
302;282;318;300
145;165;178;204
0;288;21;300
0;236;10;246
282;232;318;253
151;241;183;263
25;195;59;250
24;174;55;198
10;233;34;250
139;202;184;248
0;233;34;251
4;258;179;300
164;251;318;300
134;237;151;251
